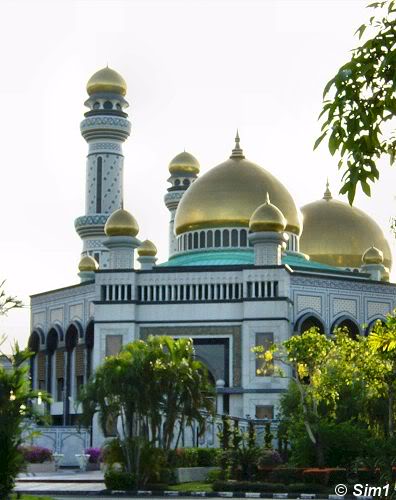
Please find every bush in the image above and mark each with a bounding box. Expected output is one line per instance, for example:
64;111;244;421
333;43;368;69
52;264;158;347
302;468;330;485
19;446;53;464
101;438;125;466
104;470;136;490
267;467;305;484
196;447;219;466
289;421;372;467
288;482;329;494
213;480;287;492
85;447;102;464
258;449;283;467
206;468;222;483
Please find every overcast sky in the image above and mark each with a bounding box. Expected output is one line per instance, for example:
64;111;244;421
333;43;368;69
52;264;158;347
1;0;395;349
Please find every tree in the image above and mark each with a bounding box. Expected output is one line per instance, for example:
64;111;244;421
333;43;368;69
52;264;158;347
315;0;396;204
0;281;50;499
0;342;51;498
79;336;214;486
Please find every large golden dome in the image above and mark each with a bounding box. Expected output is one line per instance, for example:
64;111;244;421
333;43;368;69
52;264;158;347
174;135;301;235
86;66;127;96
300;183;392;269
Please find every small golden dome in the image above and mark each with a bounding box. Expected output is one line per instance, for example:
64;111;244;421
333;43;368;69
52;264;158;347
249;194;287;233
138;239;157;257
78;255;99;272
86;66;127;96
104;208;139;237
174;135;301;235
363;246;384;265
300;183;392;269
169;151;200;175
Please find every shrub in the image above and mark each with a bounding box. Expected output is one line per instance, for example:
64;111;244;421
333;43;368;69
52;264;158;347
104;470;136;490
19;446;53;464
85;447;101;464
302;468;330;485
101;438;125;466
258;449;283;467
328;468;347;485
288;482;329;493
267;467;305;484
213;480;287;492
206;468;222;483
196;447;219;466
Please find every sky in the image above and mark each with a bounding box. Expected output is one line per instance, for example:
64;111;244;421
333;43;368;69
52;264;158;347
1;0;395;349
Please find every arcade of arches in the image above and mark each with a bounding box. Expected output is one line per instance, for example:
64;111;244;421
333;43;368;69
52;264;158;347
28;321;94;425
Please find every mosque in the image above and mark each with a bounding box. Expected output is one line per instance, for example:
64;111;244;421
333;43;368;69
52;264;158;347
28;67;396;442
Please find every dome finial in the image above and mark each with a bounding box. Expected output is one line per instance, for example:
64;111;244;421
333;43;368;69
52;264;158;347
230;129;245;159
323;178;332;201
265;192;270;204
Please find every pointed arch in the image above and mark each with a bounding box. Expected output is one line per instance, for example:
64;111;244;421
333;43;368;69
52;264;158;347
331;316;360;339
295;312;325;335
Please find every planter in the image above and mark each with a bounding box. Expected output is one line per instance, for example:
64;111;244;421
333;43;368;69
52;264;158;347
175;466;219;483
86;462;100;471
26;462;56;473
75;453;91;472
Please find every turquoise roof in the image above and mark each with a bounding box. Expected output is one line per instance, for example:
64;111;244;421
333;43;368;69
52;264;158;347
159;249;340;272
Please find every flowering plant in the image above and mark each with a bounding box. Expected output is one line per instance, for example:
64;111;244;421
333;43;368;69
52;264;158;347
19;446;53;463
85;447;102;464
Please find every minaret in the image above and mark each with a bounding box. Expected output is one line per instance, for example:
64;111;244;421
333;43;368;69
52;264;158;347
164;151;200;256
74;67;131;269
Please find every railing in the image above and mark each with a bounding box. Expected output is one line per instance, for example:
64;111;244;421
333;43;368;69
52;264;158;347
100;280;279;303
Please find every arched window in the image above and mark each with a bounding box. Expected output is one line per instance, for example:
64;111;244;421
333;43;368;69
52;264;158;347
183;234;187;250
188;233;193;249
46;329;59;398
183;179;190;186
223;229;230;247
240;229;247;247
86;321;94;379
175;179;180;186
207;231;213;248
200;231;206;248
215;230;221;247
103;100;113;110
193;232;199;249
28;332;40;389
334;318;360;340
297;315;325;335
231;229;238;247
93;102;100;109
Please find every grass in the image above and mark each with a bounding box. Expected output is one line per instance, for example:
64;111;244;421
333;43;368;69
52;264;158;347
169;481;213;492
12;495;55;500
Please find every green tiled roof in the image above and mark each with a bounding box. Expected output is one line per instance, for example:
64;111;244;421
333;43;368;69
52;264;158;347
159;249;339;271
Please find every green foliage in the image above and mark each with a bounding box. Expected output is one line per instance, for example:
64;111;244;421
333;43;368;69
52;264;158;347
104;469;136;490
101;438;125;466
79;336;214;486
264;422;273;449
166;447;219;468
212;480;329;494
316;0;396;204
0;340;50;499
205;468;222;483
288;420;373;468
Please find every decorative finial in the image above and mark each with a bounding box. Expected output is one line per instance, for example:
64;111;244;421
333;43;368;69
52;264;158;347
323;178;332;200
230;129;245;159
265;192;270;204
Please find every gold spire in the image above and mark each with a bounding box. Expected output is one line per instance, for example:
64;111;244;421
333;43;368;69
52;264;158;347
138;239;158;257
249;192;287;233
230;130;245;159
323;178;332;201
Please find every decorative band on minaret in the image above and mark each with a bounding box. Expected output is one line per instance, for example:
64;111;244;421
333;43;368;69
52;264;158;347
74;67;131;269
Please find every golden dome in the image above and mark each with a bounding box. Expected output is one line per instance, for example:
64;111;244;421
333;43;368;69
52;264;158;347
362;246;384;265
174;134;301;235
138;239;157;257
250;194;287;233
300;183;392;269
78;255;99;272
104;208;139;237
86;67;127;96
169;151;200;175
